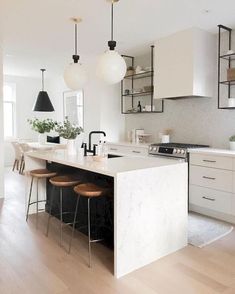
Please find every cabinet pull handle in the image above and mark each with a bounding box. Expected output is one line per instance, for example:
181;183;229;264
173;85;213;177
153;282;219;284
132;150;141;154
202;196;215;201
203;159;216;163
110;148;118;151
202;176;216;180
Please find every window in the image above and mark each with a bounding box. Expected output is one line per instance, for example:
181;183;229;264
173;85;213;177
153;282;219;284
63;90;84;128
3;83;16;138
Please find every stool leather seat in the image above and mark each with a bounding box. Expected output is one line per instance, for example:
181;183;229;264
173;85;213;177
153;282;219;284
74;183;107;198
49;175;81;187
30;169;57;178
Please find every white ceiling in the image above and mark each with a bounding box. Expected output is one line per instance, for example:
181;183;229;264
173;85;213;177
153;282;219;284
1;0;235;77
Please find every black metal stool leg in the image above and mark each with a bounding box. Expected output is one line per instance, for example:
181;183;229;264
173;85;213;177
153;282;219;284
88;197;92;267
46;185;55;237
68;194;80;253
36;178;39;229
26;176;34;221
60;188;63;247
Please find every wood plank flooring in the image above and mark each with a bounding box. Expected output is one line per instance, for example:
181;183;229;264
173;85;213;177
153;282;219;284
1;168;235;293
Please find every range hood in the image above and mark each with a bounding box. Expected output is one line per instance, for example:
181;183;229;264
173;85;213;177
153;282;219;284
154;28;216;100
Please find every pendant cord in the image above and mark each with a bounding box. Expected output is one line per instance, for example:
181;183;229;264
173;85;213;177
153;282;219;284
111;3;114;41
75;23;78;55
41;69;45;91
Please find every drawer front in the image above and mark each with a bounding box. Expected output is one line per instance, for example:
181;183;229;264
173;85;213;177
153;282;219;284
190;153;232;170
190;165;233;192
190;185;232;214
107;145;148;157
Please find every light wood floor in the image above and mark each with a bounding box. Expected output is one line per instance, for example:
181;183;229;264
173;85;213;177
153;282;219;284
1;169;235;294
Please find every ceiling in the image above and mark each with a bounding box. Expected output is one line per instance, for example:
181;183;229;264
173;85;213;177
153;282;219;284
1;0;235;77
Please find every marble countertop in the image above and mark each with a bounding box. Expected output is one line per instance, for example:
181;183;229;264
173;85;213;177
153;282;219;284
189;147;235;157
26;149;185;177
107;141;151;148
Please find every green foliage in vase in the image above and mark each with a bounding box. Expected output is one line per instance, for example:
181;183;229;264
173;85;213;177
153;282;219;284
28;118;55;134
229;135;235;142
55;117;83;139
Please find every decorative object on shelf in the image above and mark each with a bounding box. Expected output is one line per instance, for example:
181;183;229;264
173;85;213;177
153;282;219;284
126;66;135;76
137;101;142;112
228;98;235;107
135;129;145;143
229;135;235;150
227;68;235;81
33;69;54;112
218;25;235;109
28;118;55;144
121;45;164;114
55;117;83;155
64;18;88;91
96;0;126;84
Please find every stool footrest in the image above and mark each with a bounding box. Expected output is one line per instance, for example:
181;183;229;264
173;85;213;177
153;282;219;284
28;200;46;206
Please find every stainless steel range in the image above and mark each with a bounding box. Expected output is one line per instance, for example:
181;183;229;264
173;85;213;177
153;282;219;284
149;143;209;161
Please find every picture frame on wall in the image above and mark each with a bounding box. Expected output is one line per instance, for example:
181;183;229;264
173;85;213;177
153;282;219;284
63;90;84;129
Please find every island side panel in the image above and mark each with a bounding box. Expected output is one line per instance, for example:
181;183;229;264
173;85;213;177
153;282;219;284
24;155;47;214
114;162;188;278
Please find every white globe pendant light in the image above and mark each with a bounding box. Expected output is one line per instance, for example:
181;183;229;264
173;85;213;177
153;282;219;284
97;0;127;84
64;18;88;90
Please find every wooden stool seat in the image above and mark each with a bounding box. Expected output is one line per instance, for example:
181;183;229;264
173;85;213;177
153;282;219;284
74;183;107;198
30;169;57;178
50;175;81;187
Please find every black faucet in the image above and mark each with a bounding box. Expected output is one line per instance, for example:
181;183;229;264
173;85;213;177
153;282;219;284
84;131;106;155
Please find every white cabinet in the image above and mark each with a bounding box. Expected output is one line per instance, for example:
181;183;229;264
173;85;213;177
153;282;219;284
107;143;148;157
189;152;235;223
154;28;216;99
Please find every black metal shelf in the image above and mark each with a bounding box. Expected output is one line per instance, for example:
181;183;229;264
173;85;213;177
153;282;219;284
122;91;153;97
218;24;235;109
220;80;235;85
121;46;164;114
220;53;235;60
124;71;153;80
122;110;164;114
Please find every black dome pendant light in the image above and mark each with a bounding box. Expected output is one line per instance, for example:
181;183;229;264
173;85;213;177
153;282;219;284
33;69;54;112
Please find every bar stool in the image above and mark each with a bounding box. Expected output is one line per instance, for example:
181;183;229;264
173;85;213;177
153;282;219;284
46;175;81;252
26;169;57;228
73;183;109;267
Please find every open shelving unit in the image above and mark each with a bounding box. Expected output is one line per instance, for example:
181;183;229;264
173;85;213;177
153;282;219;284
218;24;235;109
121;46;164;114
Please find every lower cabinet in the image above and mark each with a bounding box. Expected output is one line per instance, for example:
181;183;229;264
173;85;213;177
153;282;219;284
107;143;148;157
189;153;235;223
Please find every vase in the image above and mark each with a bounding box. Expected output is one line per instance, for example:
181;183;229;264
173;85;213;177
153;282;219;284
38;133;46;144
230;141;235;151
67;139;77;155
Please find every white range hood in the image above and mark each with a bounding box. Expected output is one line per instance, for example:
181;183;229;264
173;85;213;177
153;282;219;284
154;28;216;100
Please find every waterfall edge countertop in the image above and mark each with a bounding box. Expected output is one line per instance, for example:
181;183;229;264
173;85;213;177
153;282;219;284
25;149;184;177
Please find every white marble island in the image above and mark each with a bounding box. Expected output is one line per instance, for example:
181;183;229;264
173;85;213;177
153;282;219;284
25;150;188;278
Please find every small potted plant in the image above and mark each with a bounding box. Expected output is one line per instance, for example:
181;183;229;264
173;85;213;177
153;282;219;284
229;135;235;151
28;118;55;144
55;117;83;155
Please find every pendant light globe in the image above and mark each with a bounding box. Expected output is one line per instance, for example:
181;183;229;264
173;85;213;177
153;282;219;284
64;18;88;91
96;0;126;84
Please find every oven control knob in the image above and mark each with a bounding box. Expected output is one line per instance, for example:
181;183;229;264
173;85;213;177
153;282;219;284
177;149;181;154
149;147;153;151
173;148;177;154
181;149;185;154
153;147;157;151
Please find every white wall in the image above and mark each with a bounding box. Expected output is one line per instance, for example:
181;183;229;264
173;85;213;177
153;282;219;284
4;56;125;166
3;75;58;166
125;33;235;149
0;39;4;197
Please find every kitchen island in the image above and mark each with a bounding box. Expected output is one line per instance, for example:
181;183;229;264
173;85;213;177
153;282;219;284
25;149;188;278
